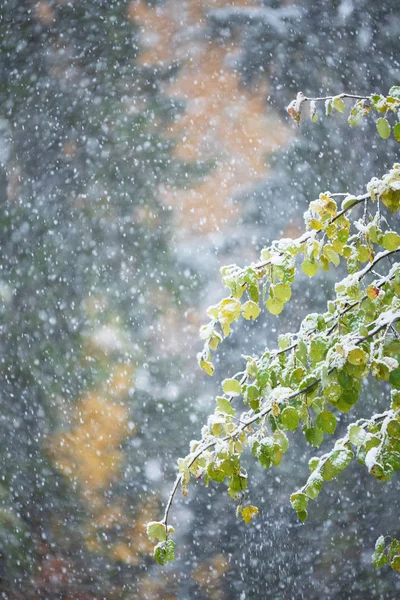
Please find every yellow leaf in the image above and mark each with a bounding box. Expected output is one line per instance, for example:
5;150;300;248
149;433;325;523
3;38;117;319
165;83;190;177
200;358;214;376
241;505;259;524
241;300;261;320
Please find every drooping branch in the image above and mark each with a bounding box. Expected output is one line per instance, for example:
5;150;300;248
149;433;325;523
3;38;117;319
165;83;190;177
254;192;370;271
149;95;400;569
162;310;400;530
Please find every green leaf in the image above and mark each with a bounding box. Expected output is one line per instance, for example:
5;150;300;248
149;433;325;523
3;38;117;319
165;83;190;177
290;492;309;511
246;384;259;401
391;389;400;410
388;540;400;561
222;378;242;396
389;368;400;389
324;245;340;267
273;283;292;303
271;443;283;467
391;555;400;571
309;457;320;472
341;195;358;210
265;296;284;315
325;98;333;116
310;337;328;364
382;231;400;251
347;348;368;366
154;539;176;566
278;333;291;350
302;259;318;277
297;509;308;523
387;419;400;439
372;535;387;569
281;406;300;431
330;448;354;472
316;411;337;435
382;188;400;213
273;429;290;453
228;473;247;498
218;457;236;476
393;122;400;142
305;472;324;499
376;117;391;139
147;521;168;542
216;397;236;417
305;427;324;448
207;464;226;482
241;300;261;320
333;95;345;113
348;424;367;446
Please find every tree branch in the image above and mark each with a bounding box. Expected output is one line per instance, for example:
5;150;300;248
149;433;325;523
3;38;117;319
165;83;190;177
303;93;369;103
254;192;369;271
163;311;400;529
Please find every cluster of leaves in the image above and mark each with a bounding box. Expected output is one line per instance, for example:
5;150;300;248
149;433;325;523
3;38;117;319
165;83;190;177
198;163;400;376
292;406;400;526
372;535;400;571
146;522;176;566
148;104;400;569
287;87;400;141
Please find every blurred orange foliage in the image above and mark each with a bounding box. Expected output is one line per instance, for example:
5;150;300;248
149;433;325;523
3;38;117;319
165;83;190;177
50;364;133;498
49;364;154;565
128;0;290;235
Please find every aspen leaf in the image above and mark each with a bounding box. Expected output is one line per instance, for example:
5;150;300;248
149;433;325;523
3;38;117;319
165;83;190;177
265;297;284;315
305;472;324;499
297;509;308;522
382;231;400;251
305;427;324;448
199;358;214;376
348;424;366;446
241;300;261;320
341;195;358;210
222;379;242;396
393;122;400;142
147;521;168;542
315;411;337;434
347;348;368;366
302;259;318;277
325;98;333;116
273;283;292;303
376;117;391;139
372;535;387;569
366;285;380;300
324;245;340;267
391;555;400;571
333;95;345;113
241;505;259;524
290;492;308;511
281;406;299;431
216;397;236;416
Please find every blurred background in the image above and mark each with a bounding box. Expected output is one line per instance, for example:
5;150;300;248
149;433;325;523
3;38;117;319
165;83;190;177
0;1;399;598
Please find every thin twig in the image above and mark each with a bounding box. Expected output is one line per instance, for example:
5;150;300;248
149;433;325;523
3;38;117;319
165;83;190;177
303;93;369;102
